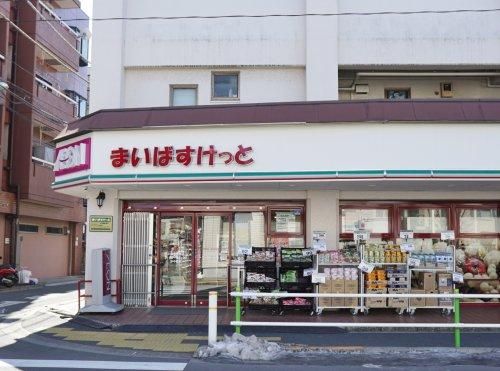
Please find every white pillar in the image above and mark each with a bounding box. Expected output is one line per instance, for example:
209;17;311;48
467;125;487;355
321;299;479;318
306;0;339;101
85;188;122;305
306;190;339;250
90;0;127;111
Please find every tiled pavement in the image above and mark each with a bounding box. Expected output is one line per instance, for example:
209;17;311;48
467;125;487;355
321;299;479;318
81;305;500;327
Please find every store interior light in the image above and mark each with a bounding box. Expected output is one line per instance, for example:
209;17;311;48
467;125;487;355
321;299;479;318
259;206;263;210
153;206;158;210
127;206;131;210
232;206;237;210
180;206;184;210
96;191;106;208
206;206;210;210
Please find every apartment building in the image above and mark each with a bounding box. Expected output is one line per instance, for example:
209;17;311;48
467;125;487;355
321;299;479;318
57;1;499;310
0;0;89;279
91;0;500;110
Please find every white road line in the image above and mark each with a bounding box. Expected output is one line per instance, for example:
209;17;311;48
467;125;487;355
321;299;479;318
45;280;79;287
0;359;187;370
25;296;41;300
0;301;26;309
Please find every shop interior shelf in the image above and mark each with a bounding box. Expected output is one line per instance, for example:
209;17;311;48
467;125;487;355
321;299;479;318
462;278;499;281
281;261;313;268
244;260;276;268
369;263;407;266
319;263;360;266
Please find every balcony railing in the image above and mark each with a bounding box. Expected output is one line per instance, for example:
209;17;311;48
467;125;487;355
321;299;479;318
34;78;76;123
33;1;80;70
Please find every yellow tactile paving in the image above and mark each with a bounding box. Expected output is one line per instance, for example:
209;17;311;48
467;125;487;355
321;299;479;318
43;327;281;353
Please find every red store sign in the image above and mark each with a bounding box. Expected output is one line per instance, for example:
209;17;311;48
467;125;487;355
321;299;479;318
110;145;254;168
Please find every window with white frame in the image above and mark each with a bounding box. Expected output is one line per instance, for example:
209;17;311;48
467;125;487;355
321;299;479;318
170;85;198;106
212;72;239;100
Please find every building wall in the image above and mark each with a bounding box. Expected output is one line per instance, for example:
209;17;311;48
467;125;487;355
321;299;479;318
91;0;500;111
18;217;70;279
0;1;88;273
340;77;500;100
124;67;306;107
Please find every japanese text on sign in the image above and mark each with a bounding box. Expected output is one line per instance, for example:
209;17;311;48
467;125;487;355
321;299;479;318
441;230;455;241
110;145;254;168
358;261;375;273
408;257;421;267
354;230;370;241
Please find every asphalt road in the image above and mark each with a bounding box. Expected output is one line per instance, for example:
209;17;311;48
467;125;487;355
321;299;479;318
0;282;499;370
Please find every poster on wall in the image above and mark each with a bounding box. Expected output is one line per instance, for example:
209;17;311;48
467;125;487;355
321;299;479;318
313;231;327;252
275;211;297;233
89;216;113;232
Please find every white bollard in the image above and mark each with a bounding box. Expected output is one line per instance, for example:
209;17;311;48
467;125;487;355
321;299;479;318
208;291;217;345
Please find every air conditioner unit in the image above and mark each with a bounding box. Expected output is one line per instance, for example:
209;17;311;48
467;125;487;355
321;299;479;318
355;84;369;94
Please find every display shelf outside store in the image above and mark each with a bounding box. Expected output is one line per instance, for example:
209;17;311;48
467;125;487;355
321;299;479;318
407;244;456;316
314;243;365;316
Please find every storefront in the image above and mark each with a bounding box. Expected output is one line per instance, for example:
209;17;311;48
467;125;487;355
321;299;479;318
122;201;305;307
53;100;500;310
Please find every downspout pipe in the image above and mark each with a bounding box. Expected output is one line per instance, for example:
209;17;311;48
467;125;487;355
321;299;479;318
338;71;500;91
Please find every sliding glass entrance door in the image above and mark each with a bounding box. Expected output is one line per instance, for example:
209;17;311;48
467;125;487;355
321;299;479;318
157;213;231;306
195;214;231;306
158;215;194;306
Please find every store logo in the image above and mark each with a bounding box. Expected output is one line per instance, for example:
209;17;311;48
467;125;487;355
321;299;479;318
54;138;91;176
102;249;111;296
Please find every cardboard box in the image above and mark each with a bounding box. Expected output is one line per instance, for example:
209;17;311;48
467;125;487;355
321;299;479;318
439;289;453;307
366;288;386;308
410;289;425;307
331;279;345;292
331;279;345;307
437;273;452;288
318;279;332;307
344;279;359;307
419;272;436;291
388;288;408;308
425;290;438;306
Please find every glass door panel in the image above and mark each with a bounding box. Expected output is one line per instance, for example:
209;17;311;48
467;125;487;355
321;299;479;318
158;215;193;305
195;215;231;306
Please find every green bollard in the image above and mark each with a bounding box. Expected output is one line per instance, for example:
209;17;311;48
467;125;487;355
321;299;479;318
454;288;461;348
235;284;241;334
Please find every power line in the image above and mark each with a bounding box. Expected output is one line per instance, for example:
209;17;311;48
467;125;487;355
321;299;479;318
5;85;68;125
4;7;500;23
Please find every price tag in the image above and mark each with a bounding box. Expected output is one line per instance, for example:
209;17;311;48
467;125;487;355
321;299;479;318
400;230;414;239
400;243;415;253
408;257;421;267
441;230;455;241
303;268;315;277
358;261;375;273
311;273;326;284
453;272;464;283
238;245;252;256
354;230;370;242
302;248;314;256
